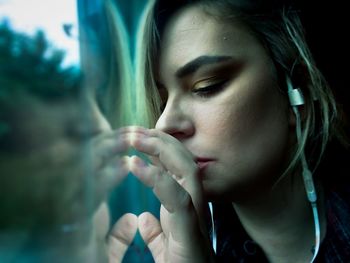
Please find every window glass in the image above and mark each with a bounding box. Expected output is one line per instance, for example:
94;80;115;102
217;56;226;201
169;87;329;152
0;0;156;262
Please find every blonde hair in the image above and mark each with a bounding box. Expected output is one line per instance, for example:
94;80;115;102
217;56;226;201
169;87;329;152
79;0;134;128
102;0;134;127
135;1;161;127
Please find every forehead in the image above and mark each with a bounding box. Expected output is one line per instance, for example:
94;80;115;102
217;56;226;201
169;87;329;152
158;5;266;78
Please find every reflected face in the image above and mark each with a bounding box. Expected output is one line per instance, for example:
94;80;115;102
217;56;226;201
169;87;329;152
0;90;111;227
155;5;294;201
7;93;110;154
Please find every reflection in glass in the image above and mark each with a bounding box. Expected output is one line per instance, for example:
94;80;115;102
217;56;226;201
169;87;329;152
0;0;158;262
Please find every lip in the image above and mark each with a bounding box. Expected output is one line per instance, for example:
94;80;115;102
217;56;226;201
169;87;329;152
195;157;215;169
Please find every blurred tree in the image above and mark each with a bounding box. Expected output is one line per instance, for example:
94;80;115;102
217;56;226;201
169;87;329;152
0;21;82;156
0;20;80;102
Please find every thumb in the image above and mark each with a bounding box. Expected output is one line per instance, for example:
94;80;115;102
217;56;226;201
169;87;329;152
107;213;138;263
138;212;165;261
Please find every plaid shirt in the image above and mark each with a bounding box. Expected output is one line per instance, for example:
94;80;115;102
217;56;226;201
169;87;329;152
212;184;350;262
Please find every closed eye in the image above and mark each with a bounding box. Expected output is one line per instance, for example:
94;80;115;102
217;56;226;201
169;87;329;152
192;79;228;97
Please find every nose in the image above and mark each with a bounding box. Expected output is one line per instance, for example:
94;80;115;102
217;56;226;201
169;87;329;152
88;98;111;134
70;96;111;140
155;99;194;140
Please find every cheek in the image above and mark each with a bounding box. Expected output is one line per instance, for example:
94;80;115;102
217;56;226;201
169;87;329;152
194;87;289;146
194;104;233;138
237;90;289;148
195;82;291;183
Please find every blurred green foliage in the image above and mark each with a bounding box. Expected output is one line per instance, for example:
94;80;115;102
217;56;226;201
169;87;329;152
0;20;82;148
0;20;80;102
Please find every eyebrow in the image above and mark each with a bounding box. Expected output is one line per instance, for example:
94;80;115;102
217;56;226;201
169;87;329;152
175;55;233;79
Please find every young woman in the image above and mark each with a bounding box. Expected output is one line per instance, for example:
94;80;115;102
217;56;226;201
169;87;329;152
126;0;350;262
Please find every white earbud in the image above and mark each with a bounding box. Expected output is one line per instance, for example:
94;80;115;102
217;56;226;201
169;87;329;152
208;202;217;254
288;86;305;106
286;77;320;263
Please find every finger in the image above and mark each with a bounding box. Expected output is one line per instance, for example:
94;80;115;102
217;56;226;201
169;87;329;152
94;156;129;202
90;130;128;150
130;155;195;216
117;126;148;134
122;127;189;173
93;202;110;241
108;213;138;263
88;132;128;170
129;131;198;182
129;149;203;216
127;129;208;229
138;212;165;262
129;155;182;186
128;156;156;187
130;155;210;242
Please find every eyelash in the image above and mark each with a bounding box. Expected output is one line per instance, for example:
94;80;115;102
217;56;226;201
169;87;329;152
192;79;228;97
158;79;228;112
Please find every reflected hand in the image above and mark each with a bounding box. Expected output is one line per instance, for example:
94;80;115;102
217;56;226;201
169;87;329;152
93;203;138;263
49;129;130;225
0;129;133;261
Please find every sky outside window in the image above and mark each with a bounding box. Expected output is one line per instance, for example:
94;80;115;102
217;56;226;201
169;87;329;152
0;0;80;67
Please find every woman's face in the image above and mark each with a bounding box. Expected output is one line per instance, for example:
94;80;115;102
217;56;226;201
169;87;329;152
155;5;295;201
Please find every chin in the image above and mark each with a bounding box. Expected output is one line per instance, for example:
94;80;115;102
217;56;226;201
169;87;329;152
202;180;237;202
202;177;263;203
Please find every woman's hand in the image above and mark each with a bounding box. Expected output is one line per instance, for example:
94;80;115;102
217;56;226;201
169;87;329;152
125;126;215;263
